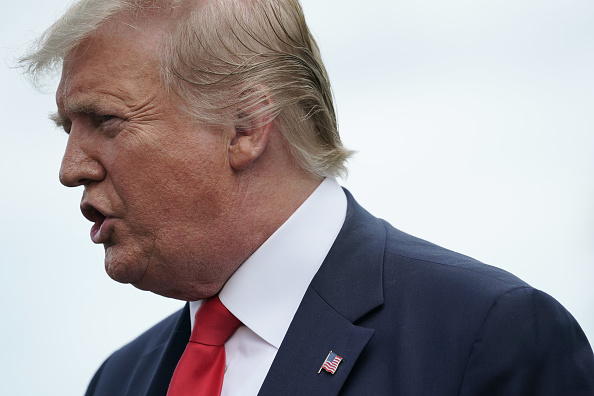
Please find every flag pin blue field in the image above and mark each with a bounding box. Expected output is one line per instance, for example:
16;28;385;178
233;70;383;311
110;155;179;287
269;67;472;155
318;351;343;374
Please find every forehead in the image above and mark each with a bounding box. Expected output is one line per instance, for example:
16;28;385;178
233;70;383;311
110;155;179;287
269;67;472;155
57;15;166;110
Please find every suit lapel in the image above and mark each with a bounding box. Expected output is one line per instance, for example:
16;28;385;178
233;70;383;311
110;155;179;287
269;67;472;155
257;288;374;395
259;190;386;396
124;305;190;396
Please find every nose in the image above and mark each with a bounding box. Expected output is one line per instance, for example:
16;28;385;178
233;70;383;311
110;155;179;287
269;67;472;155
59;131;106;187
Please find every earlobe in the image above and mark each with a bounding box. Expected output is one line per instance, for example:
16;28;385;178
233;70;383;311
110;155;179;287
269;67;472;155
228;89;274;171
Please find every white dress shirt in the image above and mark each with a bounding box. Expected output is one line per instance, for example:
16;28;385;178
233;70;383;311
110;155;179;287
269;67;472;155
188;177;347;395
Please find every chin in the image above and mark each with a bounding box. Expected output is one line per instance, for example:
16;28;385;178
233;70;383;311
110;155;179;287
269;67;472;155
103;248;149;285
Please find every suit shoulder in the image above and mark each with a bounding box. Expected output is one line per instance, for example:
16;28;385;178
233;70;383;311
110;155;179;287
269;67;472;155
381;219;530;294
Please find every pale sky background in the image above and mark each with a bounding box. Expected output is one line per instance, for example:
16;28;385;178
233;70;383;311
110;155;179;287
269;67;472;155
2;0;593;394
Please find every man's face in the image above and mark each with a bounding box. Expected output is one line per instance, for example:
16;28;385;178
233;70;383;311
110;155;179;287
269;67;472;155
56;20;242;300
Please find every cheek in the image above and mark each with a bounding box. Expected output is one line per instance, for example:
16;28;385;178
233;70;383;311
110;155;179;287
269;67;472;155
142;157;229;220
103;125;235;276
108;148;174;213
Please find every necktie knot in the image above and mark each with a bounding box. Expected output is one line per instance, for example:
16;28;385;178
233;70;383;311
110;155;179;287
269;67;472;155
190;296;241;346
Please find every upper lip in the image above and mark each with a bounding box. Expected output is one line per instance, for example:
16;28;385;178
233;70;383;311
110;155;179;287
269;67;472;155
80;201;108;223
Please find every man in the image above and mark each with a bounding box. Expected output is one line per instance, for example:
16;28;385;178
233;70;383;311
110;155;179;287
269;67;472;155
21;0;594;395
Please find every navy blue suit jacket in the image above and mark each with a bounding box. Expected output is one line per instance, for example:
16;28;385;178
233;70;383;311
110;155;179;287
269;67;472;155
86;191;594;395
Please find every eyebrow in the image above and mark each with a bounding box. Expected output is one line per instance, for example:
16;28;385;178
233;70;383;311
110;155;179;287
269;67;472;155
50;99;104;128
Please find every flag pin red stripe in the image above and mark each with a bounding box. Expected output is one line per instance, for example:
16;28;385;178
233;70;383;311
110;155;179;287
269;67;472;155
318;351;343;374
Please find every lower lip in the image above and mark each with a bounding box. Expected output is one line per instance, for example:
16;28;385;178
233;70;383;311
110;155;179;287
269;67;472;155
90;217;112;244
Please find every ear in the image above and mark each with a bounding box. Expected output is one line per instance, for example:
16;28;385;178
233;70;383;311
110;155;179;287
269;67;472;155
228;88;275;171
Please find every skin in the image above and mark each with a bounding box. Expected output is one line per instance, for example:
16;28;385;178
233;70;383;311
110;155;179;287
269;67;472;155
56;14;321;301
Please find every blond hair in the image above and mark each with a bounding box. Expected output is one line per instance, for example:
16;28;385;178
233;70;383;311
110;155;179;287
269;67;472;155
21;0;353;177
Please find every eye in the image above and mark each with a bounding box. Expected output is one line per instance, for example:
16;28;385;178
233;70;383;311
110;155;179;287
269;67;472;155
95;114;117;125
91;114;122;137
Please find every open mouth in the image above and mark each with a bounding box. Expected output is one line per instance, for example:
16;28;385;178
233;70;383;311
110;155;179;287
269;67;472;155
81;204;105;223
81;204;108;243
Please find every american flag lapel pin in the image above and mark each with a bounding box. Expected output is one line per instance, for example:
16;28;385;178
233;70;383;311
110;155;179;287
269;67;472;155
318;351;343;374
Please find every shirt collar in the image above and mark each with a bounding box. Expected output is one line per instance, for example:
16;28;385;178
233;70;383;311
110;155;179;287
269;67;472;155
189;177;347;348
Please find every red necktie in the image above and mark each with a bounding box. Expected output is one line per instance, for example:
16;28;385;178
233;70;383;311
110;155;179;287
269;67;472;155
167;297;241;396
